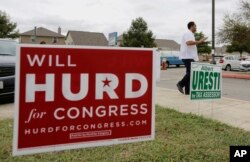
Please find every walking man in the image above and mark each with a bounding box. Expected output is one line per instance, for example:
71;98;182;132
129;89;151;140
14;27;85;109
177;21;207;95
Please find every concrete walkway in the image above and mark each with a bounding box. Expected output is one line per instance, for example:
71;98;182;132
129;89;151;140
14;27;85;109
156;87;250;131
0;103;14;120
1;87;250;132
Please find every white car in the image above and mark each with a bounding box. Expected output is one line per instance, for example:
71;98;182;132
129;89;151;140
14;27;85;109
218;55;242;71
240;57;250;71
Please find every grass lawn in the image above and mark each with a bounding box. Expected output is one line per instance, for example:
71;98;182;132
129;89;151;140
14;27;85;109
1;105;250;162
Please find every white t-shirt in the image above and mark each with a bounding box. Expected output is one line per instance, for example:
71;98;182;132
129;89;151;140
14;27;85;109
179;30;199;61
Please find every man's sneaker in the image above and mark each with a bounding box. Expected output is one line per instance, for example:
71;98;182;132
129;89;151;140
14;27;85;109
176;83;184;94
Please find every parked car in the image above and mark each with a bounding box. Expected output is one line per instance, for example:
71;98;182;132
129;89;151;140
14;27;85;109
0;39;17;103
209;55;224;64
161;55;184;67
217;55;243;71
240;57;250;71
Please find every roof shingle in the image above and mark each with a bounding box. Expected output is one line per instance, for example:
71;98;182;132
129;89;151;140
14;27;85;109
155;39;180;50
67;31;108;46
21;27;65;37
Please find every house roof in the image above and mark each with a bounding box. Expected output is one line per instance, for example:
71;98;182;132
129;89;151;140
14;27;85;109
21;27;65;37
155;39;180;50
66;31;108;46
118;35;180;50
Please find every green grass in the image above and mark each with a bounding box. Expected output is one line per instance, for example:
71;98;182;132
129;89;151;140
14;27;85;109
1;105;250;162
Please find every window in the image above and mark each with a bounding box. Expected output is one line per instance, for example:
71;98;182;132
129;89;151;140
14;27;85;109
0;40;16;55
52;37;58;44
31;36;36;43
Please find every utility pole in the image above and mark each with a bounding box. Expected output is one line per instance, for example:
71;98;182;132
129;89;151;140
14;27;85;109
212;0;216;64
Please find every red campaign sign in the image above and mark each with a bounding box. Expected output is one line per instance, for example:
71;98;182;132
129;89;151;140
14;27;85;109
13;45;156;156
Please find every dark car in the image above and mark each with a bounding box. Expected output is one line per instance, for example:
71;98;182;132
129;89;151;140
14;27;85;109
0;39;17;103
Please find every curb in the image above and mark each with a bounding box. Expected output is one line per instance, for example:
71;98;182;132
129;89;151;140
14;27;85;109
222;73;250;80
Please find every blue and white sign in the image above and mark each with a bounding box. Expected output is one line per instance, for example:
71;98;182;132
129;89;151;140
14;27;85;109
108;32;118;46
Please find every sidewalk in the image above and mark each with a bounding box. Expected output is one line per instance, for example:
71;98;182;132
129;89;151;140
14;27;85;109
1;88;250;131
156;87;250;131
0;103;14;120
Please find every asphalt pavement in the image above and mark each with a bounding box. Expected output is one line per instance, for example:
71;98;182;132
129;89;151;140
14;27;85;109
157;66;250;102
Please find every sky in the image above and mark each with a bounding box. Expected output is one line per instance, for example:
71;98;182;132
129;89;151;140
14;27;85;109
1;0;241;44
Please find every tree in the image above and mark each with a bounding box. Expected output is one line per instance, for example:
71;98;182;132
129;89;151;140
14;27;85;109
241;0;250;20
0;10;19;39
225;23;250;54
195;32;211;54
120;17;156;48
218;0;250;57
